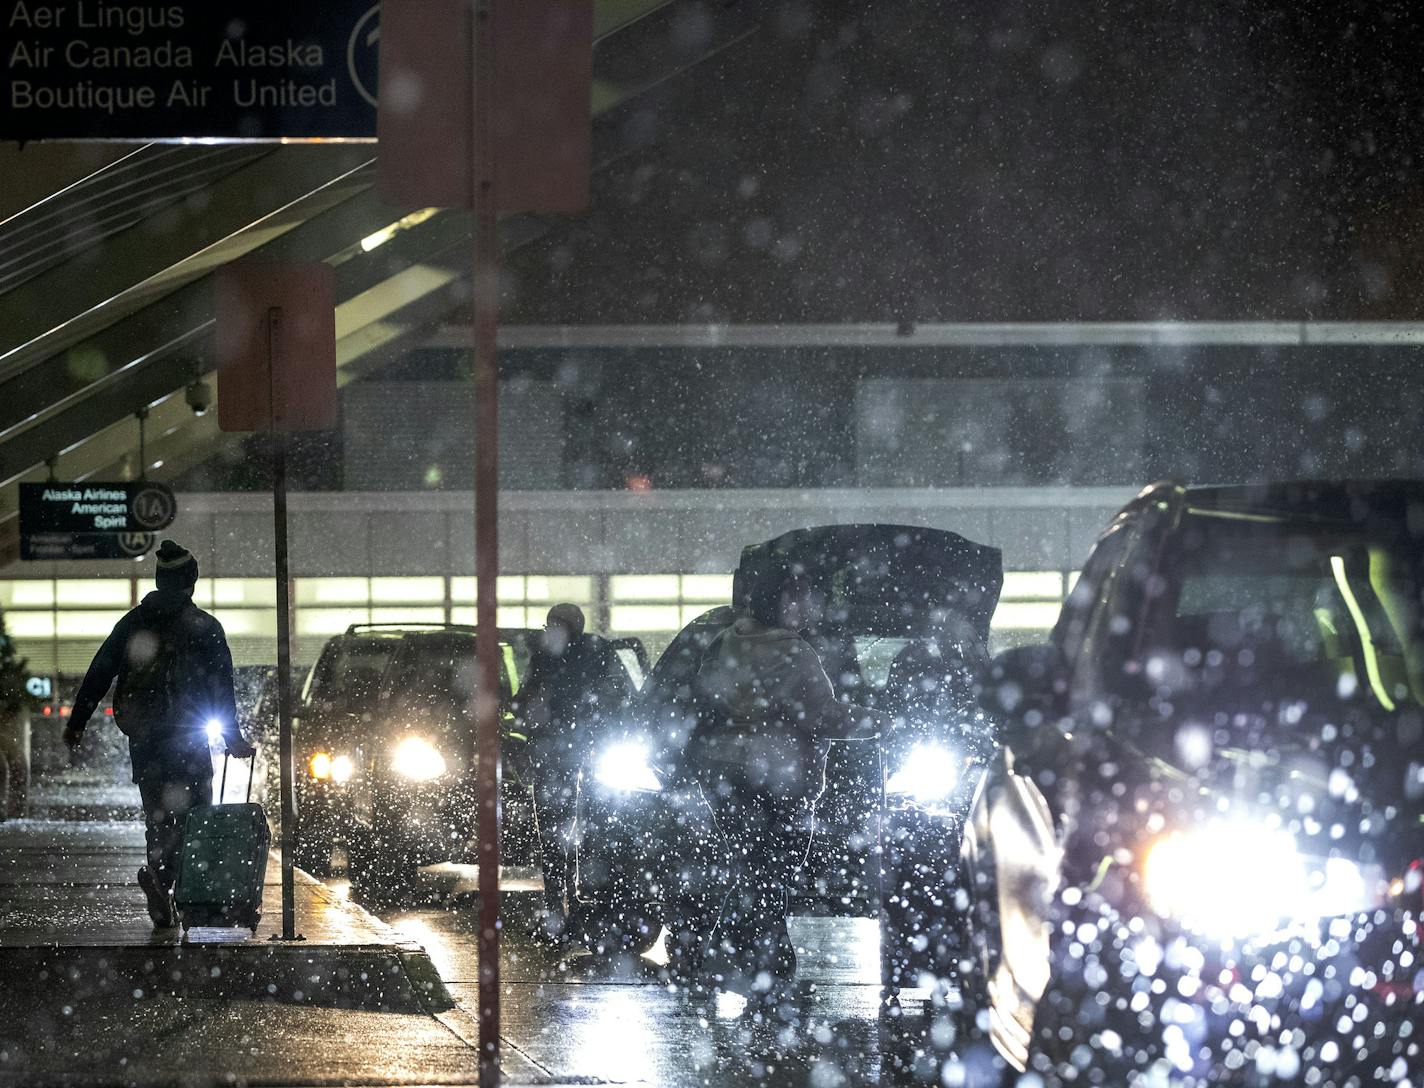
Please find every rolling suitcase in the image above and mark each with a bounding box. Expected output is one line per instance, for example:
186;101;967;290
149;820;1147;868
175;754;270;934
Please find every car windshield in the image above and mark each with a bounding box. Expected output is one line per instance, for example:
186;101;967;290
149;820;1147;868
300;635;402;716
1148;510;1423;709
380;634;483;720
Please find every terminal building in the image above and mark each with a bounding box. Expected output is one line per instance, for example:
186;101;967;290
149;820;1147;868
1;0;1420;677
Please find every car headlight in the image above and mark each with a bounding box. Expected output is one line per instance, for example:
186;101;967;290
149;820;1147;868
206;719;225;746
308;751;355;784
593;741;663;793
392;736;447;781
1142;821;1384;939
885;742;963;805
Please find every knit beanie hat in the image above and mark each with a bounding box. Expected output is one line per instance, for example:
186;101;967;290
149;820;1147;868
546;603;586;638
155;539;199;590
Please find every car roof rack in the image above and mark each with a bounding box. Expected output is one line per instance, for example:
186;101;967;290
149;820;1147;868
344;622;477;635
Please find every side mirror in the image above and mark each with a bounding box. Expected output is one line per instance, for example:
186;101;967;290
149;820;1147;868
980;643;1068;752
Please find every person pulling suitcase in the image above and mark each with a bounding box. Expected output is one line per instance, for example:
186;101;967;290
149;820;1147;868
175;751;270;934
64;540;254;929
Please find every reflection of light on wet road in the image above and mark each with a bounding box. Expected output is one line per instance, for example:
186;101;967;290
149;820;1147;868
420;862;544;894
714;991;747;1018
787;916;880;984
557;988;660;1082
388;913;463;981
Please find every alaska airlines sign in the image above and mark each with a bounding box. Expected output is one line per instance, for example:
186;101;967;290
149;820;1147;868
21;481;175;531
1;0;380;140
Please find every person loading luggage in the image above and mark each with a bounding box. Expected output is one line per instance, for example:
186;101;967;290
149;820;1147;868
63;540;253;929
691;575;880;1006
514;603;632;940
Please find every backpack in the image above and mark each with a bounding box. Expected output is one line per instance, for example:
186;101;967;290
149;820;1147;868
115;614;190;738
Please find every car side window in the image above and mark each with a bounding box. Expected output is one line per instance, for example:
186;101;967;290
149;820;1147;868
1054;518;1136;671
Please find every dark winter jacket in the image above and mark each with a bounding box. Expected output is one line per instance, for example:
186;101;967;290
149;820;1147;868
514;633;631;772
70;589;239;783
690;617;879;800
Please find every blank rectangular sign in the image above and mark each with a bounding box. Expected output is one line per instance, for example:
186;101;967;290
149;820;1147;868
216;262;338;433
377;0;593;212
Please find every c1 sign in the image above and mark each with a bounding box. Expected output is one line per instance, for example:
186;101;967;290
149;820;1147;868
1;0;381;141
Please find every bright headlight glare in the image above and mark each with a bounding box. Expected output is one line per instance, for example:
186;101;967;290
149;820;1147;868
308;751;333;780
885;743;962;804
205;719;224;745
1142;822;1380;939
329;754;355;784
392;736;447;781
594;741;663;793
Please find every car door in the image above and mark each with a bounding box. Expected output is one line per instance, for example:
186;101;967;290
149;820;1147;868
965;511;1147;1070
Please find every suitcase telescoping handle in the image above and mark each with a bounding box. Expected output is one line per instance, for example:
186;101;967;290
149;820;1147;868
219;751;257;804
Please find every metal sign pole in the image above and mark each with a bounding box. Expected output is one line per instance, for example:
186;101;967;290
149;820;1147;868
471;0;502;1083
267;306;301;943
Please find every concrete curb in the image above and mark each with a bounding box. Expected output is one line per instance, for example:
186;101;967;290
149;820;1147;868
0;943;454;1014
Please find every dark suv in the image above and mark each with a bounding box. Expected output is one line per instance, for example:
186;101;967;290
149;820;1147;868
293;626;409;875
339;626;539;897
958;481;1424;1085
575;525;1004;972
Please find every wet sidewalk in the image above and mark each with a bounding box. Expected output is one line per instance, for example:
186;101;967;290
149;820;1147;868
0;819;406;947
0;819;496;1087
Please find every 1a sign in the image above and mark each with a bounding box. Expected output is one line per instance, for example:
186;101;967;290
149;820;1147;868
1;0;380;142
19;481;176;535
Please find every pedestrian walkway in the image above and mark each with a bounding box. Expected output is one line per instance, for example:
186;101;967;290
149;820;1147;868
0;819;402;946
0;819;505;1087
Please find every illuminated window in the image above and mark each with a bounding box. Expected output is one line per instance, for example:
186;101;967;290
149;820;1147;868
1000;571;1067;600
55;580;131;607
370;577;444;604
449;576;592;622
194;579;278;608
681;574;734;601
499;607;534;630
56;611;127;638
526;576;593;603
992;601;1063;630
611;575;681;601
447;606;533;628
7;613;55;639
450;576;533;603
213;610;279;638
295;608;372;637
295;578;369;606
212;579;277;607
610;605;684;633
369;607;446;626
682;604;723;626
0;582;54;609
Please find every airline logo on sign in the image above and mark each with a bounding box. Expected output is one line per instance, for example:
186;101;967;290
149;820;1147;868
20;482;175;534
2;0;382;141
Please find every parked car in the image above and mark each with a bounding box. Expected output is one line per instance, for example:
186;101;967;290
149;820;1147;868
293;625;411;875
574;524;1004;977
960;481;1424;1085
308;623;644;903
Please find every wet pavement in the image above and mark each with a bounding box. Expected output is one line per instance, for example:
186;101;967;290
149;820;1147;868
0;818;952;1087
334;867;933;1088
